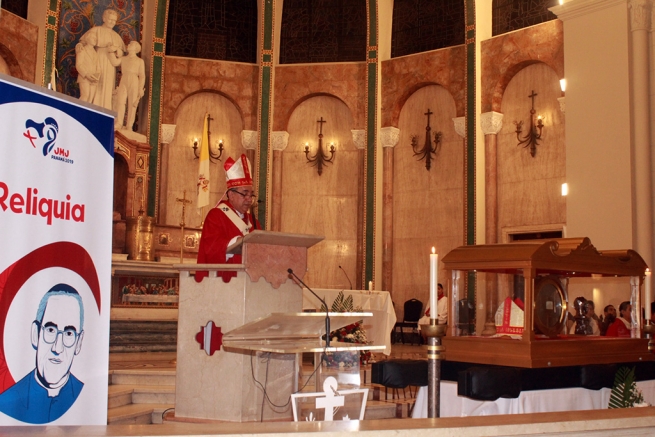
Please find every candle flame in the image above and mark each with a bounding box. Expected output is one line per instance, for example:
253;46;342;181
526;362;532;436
431;247;435;254
647;268;651;274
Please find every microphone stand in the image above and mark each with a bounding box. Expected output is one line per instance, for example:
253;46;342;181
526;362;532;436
338;265;353;290
287;268;330;347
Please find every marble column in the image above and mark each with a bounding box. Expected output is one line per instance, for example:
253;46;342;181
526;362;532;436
352;129;366;290
630;0;654;267
480;111;504;336
242;130;258;164
242;129;259;225
270;131;289;232
452;116;467;320
157;124;177;224
379;127;399;296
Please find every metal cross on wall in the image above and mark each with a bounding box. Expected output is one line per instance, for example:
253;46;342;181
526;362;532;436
304;116;336;176
514;90;544;158
411;108;442;171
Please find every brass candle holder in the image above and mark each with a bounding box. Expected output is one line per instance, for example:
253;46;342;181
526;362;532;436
643;324;655;354
421;319;447;418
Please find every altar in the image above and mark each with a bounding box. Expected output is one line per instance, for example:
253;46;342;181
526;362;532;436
412;380;655;417
302;288;396;355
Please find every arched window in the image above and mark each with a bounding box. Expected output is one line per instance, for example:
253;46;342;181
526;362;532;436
391;0;465;58
166;0;257;63
280;0;366;64
1;0;28;19
492;0;557;36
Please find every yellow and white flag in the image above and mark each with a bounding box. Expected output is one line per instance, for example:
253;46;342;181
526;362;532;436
49;42;58;91
197;113;210;209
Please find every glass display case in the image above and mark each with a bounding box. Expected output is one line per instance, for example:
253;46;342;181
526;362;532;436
441;237;652;368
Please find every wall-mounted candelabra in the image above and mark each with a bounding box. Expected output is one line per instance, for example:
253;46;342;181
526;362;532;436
514;90;544;158
304;116;335;176
411;108;442;171
192;113;224;162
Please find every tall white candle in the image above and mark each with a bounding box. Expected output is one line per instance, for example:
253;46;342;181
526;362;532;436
646;269;652;322
430;248;438;318
368;281;373;292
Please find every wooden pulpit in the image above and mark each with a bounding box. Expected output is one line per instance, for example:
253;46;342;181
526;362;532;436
173;231;324;422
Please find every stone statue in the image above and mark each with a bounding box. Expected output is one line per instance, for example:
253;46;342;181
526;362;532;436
75;8;124;110
75;34;101;102
113;41;146;131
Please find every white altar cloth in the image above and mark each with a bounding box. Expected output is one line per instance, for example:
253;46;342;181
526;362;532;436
302;288;396;355
412;380;655;418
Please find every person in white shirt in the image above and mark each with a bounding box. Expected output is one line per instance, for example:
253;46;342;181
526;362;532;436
419;283;448;343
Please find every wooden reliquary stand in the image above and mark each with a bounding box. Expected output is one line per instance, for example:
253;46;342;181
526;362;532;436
441;237;653;368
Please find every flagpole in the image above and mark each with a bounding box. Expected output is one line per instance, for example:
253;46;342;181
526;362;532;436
176;190;191;264
197;113;211;225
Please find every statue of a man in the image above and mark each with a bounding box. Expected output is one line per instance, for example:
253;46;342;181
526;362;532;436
75;33;101;103
113;41;146;131
76;9;125;110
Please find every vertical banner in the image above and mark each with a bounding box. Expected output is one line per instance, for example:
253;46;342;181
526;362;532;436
0;74;113;425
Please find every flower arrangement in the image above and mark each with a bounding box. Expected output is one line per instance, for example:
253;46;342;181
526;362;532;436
321;291;372;365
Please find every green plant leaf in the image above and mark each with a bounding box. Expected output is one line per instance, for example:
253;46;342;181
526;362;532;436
331;291;345;312
343;294;354;312
609;366;638;409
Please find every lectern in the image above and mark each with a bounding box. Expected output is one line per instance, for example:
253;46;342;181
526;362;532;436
174;231;333;422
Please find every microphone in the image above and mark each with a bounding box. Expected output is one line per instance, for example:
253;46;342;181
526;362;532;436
338;265;353;290
287;268;330;347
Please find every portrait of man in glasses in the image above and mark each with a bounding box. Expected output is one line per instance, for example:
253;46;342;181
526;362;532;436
0;283;85;423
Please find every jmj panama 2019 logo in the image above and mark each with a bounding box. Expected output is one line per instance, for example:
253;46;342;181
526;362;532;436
23;117;73;164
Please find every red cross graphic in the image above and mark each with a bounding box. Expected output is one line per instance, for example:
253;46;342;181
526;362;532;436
23;130;37;148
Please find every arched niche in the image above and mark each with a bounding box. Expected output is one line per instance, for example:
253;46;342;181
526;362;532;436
281;94;358;289
0;44;23;79
496;62;565;239
0;54;10;75
163;91;245;227
393;84;464;318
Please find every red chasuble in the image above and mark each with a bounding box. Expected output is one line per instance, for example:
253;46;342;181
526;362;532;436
195;200;260;283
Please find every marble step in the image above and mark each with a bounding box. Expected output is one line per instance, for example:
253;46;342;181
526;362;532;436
364;400;398;420
108;385;135;409
109;321;177;353
110;369;177;386
108;384;176;408
107;403;174;425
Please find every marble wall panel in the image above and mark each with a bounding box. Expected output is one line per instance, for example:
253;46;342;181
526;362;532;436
163;92;246;227
481;20;564;114
163;57;259;129
273;63;368;130
393;85;464;317
0;10;38;82
381;45;466;127
280;95;359;289
497;63;566;237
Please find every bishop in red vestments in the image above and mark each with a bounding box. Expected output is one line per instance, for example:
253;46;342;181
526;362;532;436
196;154;261;282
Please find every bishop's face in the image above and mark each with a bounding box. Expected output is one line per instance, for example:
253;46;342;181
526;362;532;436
32;295;84;387
227;185;255;215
